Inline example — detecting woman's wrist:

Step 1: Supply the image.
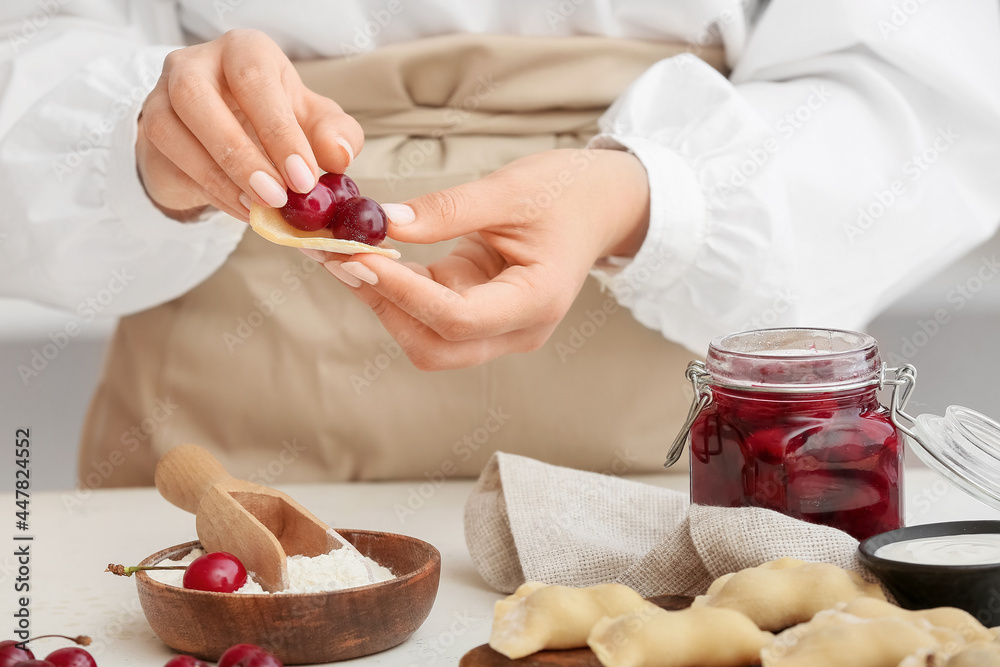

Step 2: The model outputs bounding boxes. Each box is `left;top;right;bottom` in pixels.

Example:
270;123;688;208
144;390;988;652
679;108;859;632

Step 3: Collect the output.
597;150;651;259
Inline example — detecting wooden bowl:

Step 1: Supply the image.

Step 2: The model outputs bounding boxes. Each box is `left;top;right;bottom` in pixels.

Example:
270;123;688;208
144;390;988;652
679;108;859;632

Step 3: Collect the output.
135;530;441;664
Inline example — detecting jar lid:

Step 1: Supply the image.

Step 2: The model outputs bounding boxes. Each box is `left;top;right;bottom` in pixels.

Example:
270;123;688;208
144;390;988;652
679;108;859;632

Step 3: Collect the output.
909;406;1000;510
706;328;882;390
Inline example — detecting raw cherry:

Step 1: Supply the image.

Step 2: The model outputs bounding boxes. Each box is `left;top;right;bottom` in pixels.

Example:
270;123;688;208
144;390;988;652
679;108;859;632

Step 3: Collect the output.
182;552;247;593
329;196;388;246
218;644;282;667
2;636;90;667
163;656;209;667
12;661;53;667
44;647;96;667
279;181;337;232
218;644;258;667
0;641;33;667
317;173;360;204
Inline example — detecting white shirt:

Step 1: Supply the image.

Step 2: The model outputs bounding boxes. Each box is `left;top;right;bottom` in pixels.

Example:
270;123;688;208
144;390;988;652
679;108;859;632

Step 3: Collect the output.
1;0;998;353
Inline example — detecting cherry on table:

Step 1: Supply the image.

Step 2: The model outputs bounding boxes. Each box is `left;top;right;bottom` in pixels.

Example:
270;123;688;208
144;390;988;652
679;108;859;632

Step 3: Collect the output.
218;644;258;667
279;181;338;232
4;636;90;667
330;196;388;246
218;644;282;667
318;173;360;204
163;655;209;667
182;552;247;593
0;641;33;667
44;647;95;667
11;660;54;667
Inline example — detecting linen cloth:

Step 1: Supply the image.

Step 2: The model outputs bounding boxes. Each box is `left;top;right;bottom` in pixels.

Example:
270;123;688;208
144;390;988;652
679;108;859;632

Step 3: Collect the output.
465;452;869;596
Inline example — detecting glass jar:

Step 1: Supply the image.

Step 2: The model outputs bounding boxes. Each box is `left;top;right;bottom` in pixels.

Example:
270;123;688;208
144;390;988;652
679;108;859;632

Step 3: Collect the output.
669;328;907;541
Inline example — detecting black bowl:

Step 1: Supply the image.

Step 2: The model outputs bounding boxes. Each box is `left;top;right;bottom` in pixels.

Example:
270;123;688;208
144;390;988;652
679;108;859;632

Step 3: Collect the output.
859;520;1000;627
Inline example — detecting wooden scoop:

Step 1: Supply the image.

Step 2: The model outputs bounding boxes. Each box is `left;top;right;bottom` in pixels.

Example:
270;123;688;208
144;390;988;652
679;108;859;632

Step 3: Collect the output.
154;444;366;592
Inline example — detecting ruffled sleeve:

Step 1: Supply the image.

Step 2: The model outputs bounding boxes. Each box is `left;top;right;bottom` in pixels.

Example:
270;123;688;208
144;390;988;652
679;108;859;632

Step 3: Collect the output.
0;8;246;315
591;0;1000;353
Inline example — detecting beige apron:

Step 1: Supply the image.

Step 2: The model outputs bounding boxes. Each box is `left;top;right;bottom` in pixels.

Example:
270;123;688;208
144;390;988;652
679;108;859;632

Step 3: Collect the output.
79;34;726;487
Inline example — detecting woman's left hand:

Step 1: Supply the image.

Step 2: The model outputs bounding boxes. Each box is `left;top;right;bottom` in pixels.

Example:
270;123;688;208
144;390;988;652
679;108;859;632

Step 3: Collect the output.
318;148;651;370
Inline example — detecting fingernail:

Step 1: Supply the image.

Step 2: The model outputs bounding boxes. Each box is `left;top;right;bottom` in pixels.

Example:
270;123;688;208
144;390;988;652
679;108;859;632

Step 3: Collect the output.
381;203;415;226
285;154;316;193
299;248;327;262
334;137;354;166
341;261;378;286
249;170;288;208
238;192;252;211
324;260;361;288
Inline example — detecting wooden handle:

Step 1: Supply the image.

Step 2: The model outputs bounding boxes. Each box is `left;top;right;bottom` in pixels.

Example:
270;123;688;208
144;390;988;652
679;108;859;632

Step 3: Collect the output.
155;444;234;514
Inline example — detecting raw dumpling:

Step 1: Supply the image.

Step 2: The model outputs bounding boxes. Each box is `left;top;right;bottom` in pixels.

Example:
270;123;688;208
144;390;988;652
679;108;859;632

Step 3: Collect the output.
760;610;959;667
588;602;771;667
900;642;1000;667
693;558;885;631
836;597;994;643
489;582;647;659
944;646;1000;667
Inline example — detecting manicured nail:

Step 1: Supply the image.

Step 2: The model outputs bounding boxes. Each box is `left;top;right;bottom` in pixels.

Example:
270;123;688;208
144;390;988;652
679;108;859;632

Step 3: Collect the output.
285;154;315;193
381;203;415;226
334;137;354;166
249;170;287;208
341;261;378;286
324;260;361;288
299;248;327;262
238;192;252;211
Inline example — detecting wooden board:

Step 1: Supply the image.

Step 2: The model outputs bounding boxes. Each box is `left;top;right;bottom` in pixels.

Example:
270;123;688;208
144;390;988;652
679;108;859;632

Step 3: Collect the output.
460;595;697;667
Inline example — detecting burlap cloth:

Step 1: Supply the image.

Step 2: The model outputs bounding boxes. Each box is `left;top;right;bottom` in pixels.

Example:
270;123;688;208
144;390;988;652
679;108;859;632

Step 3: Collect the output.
465;452;874;596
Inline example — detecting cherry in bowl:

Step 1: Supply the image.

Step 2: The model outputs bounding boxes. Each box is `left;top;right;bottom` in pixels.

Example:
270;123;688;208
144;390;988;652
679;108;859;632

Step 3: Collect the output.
182;552;247;593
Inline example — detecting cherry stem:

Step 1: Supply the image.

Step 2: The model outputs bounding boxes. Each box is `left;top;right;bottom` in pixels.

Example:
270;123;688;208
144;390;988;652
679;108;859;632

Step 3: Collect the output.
106;563;187;577
19;635;92;647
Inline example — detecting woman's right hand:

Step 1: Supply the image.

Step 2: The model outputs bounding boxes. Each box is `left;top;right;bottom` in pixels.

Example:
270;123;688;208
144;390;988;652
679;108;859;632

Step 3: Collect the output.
137;29;363;221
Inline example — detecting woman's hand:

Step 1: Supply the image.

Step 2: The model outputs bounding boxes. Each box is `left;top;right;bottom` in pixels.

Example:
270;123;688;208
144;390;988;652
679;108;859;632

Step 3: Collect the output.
323;148;651;370
137;29;363;221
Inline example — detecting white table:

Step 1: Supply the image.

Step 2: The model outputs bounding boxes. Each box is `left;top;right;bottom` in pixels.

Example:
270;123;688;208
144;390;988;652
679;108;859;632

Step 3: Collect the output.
1;469;997;666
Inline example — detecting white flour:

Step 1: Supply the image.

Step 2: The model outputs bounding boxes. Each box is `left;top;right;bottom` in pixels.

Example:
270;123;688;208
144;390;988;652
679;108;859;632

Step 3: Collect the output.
148;548;394;594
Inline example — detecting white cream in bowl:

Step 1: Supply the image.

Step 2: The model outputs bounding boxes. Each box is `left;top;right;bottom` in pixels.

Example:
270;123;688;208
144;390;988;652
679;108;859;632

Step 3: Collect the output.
874;533;1000;566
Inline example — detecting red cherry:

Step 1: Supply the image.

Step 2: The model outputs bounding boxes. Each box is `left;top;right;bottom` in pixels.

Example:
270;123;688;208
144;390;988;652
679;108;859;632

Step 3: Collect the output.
163;656;209;667
317;173;360;204
329;196;388;246
182;552;247;593
0;641;33;667
744;426;790;464
218;644;282;667
279;182;337;232
218;645;258;667
246;653;282;667
44;648;95;667
12;661;54;667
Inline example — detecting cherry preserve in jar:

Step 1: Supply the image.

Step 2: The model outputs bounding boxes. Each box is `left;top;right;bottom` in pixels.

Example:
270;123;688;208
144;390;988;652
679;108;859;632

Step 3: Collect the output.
665;328;914;541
